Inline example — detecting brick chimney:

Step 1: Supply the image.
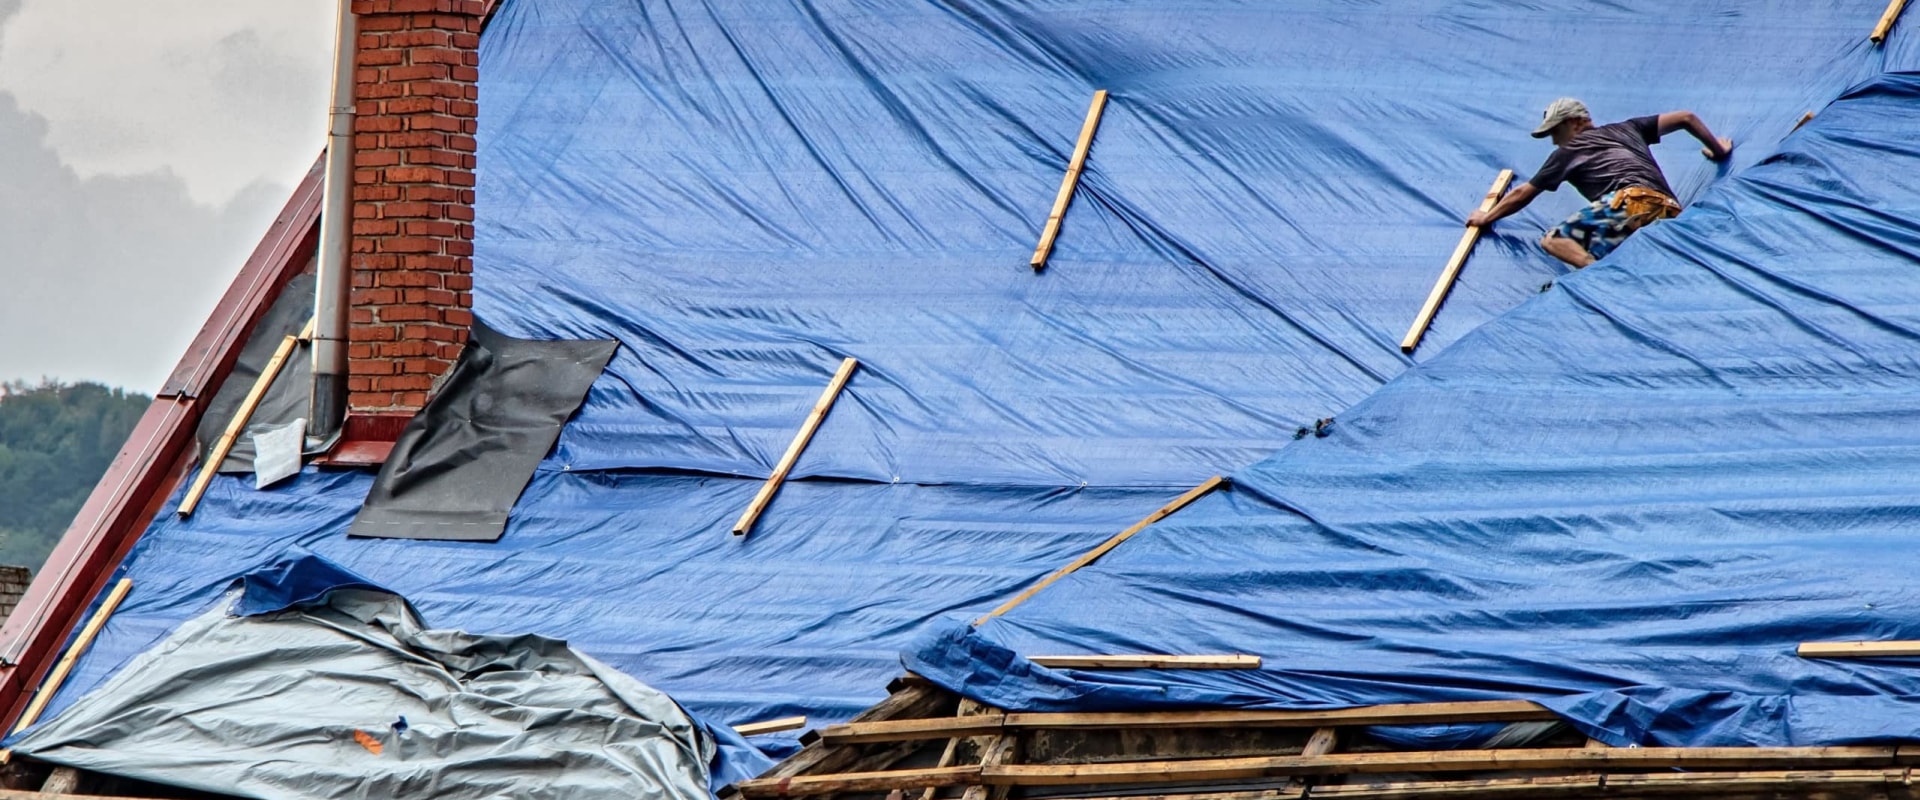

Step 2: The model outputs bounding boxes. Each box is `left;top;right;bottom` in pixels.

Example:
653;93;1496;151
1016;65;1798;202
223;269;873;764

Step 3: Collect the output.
346;0;483;413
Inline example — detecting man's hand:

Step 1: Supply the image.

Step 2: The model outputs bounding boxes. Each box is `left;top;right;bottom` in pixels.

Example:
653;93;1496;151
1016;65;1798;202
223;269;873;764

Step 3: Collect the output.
1466;210;1492;228
1701;136;1734;161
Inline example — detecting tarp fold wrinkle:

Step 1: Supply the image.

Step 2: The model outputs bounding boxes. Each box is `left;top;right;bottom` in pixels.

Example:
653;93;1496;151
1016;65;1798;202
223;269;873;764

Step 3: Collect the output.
12;548;768;800
348;320;617;541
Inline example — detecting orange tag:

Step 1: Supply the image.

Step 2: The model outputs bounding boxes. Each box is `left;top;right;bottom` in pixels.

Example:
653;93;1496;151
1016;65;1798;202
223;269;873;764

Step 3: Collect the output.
353;729;384;756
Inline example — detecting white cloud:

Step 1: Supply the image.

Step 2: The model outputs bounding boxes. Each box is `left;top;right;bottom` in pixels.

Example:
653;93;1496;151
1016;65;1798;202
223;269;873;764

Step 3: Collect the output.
0;0;334;205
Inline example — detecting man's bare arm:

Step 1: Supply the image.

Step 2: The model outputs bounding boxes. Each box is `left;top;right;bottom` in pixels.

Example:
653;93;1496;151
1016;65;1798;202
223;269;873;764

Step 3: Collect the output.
1466;181;1541;227
1656;110;1733;160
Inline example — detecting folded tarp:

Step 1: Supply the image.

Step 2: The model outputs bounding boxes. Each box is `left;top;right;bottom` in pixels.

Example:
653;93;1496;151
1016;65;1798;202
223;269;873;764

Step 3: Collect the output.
908;73;1920;749
11;549;769;799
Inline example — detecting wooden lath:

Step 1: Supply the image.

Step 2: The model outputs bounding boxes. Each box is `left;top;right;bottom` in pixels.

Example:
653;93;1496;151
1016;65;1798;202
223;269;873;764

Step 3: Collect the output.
730;678;1920;800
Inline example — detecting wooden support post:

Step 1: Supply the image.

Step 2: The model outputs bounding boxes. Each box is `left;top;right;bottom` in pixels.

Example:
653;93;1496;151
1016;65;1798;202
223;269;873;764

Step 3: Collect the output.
921;700;997;800
1798;640;1920;658
732;357;860;537
1400;170;1514;354
1030;90;1110;271
735;716;810;736
37;766;80;794
1285;728;1340;794
974;476;1223;625
1872;0;1909;43
960;731;1019;800
178;327;308;517
1028;654;1259;670
10;578;132;735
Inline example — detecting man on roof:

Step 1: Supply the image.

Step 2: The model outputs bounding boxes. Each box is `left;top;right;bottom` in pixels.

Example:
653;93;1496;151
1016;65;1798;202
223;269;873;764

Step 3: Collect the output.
1466;98;1734;269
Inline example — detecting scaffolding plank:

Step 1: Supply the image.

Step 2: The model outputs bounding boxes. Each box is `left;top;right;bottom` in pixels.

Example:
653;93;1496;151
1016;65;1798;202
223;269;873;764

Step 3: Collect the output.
732;357;860;537
1031;90;1111;270
1400;170;1514;354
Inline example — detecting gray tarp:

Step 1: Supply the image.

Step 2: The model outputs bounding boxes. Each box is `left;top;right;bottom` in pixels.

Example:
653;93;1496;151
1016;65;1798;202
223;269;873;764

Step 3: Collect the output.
15;587;718;800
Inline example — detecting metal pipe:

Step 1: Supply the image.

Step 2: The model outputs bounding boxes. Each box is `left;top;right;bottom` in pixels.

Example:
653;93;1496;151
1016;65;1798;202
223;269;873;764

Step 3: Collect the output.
309;0;357;442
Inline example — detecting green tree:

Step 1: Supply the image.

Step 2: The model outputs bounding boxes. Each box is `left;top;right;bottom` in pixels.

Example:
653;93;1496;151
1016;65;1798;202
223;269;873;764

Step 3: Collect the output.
0;381;150;570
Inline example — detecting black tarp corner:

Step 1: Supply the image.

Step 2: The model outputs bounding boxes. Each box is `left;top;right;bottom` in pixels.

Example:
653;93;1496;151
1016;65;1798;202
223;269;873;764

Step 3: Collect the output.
347;320;616;542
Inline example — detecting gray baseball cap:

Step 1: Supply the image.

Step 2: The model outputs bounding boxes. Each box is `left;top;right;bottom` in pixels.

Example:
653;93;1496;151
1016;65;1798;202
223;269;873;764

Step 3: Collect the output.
1531;97;1590;138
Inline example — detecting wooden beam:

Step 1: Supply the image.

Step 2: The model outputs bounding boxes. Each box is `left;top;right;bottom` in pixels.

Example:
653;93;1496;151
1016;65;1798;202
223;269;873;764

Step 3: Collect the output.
978;746;1902;786
745;682;953;794
735;716;810;736
1400;170;1514;354
1030;90;1110;271
1793;111;1816;131
1872;0;1909;43
733;765;980;797
1070;769;1916;800
921;699;994;800
177;329;305;517
732;357;860;537
974;476;1223;625
37;766;80;794
1798;640;1920;658
1028;654;1259;670
960;731;1019;800
10;578;132;735
817;700;1556;745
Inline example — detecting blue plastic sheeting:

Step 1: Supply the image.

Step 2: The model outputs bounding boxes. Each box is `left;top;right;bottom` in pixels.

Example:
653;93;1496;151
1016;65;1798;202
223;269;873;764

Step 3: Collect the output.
36;469;1183;751
910;73;1920;749
477;0;1894;486
26;0;1920;766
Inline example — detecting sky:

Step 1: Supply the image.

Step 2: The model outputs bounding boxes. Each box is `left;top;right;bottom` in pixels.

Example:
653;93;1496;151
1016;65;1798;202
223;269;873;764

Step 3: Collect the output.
0;0;334;393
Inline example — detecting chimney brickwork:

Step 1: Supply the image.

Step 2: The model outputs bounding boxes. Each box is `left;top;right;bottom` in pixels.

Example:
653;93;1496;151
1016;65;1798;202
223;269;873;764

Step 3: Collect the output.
347;0;483;413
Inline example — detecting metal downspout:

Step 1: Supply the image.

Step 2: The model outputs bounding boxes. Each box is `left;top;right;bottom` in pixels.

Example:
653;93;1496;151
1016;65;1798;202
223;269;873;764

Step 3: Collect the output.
309;0;356;443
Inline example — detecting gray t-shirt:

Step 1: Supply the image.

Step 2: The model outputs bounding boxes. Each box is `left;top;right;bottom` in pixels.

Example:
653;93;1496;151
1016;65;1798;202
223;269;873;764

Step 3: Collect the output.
1529;116;1673;201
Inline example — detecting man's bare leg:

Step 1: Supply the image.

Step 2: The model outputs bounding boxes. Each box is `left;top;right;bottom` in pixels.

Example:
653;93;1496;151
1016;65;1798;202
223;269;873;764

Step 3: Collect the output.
1539;233;1597;269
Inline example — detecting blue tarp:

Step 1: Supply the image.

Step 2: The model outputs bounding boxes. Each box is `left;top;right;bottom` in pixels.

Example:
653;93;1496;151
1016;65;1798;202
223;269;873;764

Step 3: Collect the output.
26;0;1920;764
911;72;1920;748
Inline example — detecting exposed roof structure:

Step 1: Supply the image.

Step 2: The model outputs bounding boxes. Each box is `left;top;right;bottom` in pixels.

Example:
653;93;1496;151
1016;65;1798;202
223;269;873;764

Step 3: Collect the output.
4;0;1920;797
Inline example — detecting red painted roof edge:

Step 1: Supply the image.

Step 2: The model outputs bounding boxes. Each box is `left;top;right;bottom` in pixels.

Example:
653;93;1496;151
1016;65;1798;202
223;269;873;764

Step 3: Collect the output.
0;155;325;727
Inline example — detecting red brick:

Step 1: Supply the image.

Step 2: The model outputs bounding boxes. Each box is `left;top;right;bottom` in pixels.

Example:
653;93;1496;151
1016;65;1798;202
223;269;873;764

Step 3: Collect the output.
350;391;397;409
353;219;399;236
352;288;400;305
354;116;403;133
447;205;474;222
361;82;407;100
397;391;431;409
448;100;477;118
451;32;479;49
404;149;461;167
352;254;400;271
354;134;384;149
382;201;440;219
451;66;479;82
464;85;478;100
355;150;400;167
444;274;473;290
349;344;374;360
408;80;466;99
373;374;435;392
407;114;464;132
358;32;385;50
357;15;410;31
459;190;475;204
401;358;444;374
386;131;448;148
401;254;460;270
354;185;402;201
384;166;446;183
354;358;397;376
353;204;378;219
386;96;438;115
458;293;474;308
442;308;474;327
350;0;382;13
378;304;437;322
348;377;373;392
461;119;477;134
351;239;376;254
377;236;441;253
353;324;399;342
357;48;404;67
386;64;450;82
446;170;475;187
379;270;443;288
387;28;451;47
449;135;477;153
404;220;460;237
423;288;457;306
414;13;475;31
350;308;374;324
455;257;473;272
352;272;375;288
404;185;462;202
391;0;453;13
411;47;467;65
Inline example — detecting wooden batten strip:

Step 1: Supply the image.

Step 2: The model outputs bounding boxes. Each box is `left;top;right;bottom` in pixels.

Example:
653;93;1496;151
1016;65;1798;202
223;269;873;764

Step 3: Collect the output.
735;716;810;736
1030;90;1111;271
978;746;1903;786
10;578;133;735
1029;654;1259;670
1872;0;1909;42
974;476;1223;625
732;357;860;537
178;328;307;517
1400;170;1514;354
1798;640;1920;658
817;700;1554;745
733;765;980;797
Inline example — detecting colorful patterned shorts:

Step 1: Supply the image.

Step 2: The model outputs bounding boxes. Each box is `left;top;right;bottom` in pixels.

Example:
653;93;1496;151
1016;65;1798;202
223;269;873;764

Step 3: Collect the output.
1547;188;1678;260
